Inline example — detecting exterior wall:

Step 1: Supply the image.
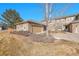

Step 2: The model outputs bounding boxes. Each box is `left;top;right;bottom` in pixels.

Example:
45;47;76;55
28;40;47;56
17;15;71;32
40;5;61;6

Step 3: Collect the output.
28;23;44;33
32;26;43;33
71;23;79;33
68;24;72;32
42;16;75;32
28;24;32;32
16;23;29;31
0;27;2;31
16;22;44;34
65;17;75;25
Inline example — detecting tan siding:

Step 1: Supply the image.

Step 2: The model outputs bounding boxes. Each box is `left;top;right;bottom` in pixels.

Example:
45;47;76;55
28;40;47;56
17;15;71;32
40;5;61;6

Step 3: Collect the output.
70;23;79;33
32;26;43;33
15;21;44;34
16;23;29;31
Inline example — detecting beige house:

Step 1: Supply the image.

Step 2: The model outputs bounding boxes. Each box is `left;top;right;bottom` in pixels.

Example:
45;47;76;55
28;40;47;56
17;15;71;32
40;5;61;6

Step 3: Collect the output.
42;15;75;32
15;21;45;34
42;14;79;33
68;20;79;33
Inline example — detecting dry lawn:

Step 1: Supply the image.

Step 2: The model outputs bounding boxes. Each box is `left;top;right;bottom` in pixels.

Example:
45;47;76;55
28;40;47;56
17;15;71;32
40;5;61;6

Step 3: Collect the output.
0;32;79;56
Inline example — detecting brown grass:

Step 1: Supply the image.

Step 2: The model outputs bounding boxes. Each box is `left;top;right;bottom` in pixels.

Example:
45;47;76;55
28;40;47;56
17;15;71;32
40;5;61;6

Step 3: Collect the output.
0;32;79;56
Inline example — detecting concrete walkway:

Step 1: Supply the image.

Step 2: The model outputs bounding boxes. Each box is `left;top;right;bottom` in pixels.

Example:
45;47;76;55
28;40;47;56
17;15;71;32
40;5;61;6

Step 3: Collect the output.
53;33;79;42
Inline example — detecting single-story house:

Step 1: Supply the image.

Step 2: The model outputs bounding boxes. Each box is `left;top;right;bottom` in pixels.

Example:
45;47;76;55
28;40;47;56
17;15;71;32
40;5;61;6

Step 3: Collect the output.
15;21;45;34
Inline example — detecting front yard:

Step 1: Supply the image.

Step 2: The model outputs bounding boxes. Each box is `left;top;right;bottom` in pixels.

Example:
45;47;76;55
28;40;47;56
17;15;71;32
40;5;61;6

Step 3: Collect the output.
0;32;79;55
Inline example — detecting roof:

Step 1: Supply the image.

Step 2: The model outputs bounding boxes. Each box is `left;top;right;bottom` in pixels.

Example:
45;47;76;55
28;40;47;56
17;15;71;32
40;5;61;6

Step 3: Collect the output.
53;14;77;20
16;20;45;26
70;20;79;24
42;13;79;22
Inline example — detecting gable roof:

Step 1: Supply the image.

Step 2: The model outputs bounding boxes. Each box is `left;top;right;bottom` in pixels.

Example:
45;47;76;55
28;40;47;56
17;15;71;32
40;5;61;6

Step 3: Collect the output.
70;20;79;24
42;13;79;22
53;14;78;20
16;20;45;26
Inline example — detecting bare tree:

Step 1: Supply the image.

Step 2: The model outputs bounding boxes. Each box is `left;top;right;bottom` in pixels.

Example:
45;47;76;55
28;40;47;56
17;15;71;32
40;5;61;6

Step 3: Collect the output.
45;3;52;36
45;3;49;36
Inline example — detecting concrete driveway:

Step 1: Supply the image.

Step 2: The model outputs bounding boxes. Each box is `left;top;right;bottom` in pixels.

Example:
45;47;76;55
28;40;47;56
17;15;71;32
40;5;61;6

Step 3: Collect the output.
53;32;79;42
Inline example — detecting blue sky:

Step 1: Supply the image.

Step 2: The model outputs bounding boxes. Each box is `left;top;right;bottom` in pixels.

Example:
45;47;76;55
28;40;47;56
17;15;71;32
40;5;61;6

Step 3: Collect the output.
0;3;79;22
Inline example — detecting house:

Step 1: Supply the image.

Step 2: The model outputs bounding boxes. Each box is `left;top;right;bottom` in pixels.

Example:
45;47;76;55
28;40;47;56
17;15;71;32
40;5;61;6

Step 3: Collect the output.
42;14;79;33
68;20;79;33
15;21;45;34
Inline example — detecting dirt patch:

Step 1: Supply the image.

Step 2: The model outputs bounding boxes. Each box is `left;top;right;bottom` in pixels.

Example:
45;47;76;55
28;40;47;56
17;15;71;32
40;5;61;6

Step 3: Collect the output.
11;31;56;43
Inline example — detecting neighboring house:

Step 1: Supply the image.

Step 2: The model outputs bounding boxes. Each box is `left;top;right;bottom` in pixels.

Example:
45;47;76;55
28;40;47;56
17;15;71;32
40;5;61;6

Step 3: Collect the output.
15;21;45;34
69;20;79;33
42;14;79;33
